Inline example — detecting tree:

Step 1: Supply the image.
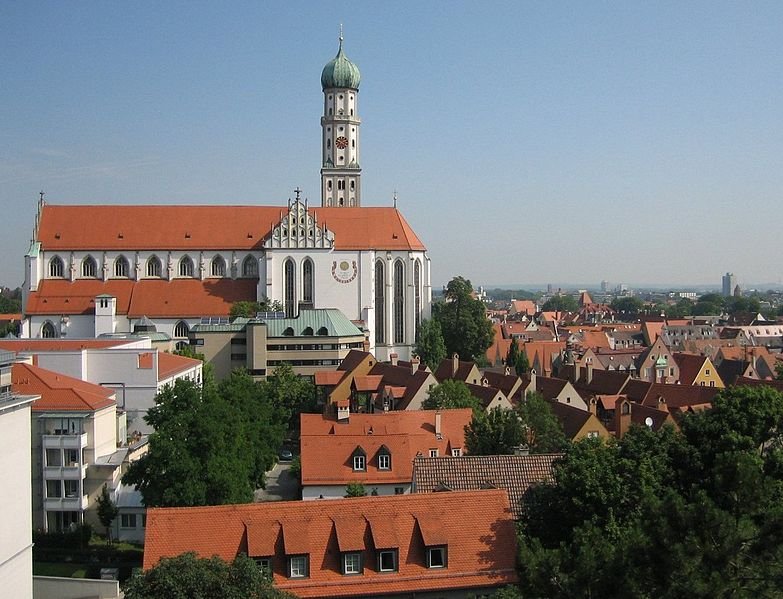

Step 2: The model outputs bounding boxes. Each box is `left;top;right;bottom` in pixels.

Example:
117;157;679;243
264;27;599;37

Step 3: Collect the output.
610;296;644;316
123;552;294;599
230;298;284;319
515;350;530;376
344;482;367;497
465;407;524;455
96;485;119;543
123;376;286;507
432;277;494;362
266;363;318;433
516;392;568;454
421;379;481;414
515;385;783;598
541;294;578;312
415;318;447;371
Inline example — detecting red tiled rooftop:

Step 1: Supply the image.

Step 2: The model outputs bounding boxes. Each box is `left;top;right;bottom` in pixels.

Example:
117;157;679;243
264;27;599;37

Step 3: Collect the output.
143;490;517;597
0;338;133;352
157;352;201;381
12;362;115;412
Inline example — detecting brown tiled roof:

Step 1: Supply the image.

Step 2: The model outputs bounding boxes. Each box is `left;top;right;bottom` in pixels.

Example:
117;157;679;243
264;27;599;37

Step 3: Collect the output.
314;370;345;386
434;358;477;383
411;454;559;519
633;382;720;411
337;350;374;372
299;409;472;486
367;362;433;410
481;370;520;398
12;362;115;412
673;352;707;385
717;359;751;386
143;490;518;597
547;399;595;439
464;382;503;408
734;376;783;393
531;375;569;401
38;204;426;252
353;375;384;392
573;368;631;396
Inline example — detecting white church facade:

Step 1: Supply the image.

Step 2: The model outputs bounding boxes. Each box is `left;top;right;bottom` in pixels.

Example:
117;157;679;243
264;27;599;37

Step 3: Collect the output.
21;37;431;363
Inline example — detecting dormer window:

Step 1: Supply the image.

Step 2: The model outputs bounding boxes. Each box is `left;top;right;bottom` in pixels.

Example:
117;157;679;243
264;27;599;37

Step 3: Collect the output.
378;453;390;470
353;455;366;471
288;555;309;578
427;546;448;568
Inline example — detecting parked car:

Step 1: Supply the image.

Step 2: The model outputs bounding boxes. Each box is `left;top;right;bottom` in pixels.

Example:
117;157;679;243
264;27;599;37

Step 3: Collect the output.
279;449;294;462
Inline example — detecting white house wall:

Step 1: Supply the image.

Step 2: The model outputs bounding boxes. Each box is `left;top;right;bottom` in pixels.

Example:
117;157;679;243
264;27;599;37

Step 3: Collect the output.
302;483;410;500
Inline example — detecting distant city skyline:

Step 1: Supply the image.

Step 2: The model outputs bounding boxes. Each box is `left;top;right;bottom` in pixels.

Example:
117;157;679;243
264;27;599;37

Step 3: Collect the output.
2;2;782;288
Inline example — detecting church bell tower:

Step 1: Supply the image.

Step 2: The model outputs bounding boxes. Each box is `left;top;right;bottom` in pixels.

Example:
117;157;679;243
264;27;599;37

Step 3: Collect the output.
320;30;362;207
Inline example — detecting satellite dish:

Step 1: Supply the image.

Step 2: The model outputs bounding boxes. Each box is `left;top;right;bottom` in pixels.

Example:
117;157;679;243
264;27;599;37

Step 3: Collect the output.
644;417;654;428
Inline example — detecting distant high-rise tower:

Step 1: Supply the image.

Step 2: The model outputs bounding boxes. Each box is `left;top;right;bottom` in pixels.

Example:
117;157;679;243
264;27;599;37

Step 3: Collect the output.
601;280;609;293
722;272;736;297
320;30;362;207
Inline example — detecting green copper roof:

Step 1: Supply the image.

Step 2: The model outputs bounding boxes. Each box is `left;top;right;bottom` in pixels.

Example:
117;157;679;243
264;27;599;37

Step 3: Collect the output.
264;309;363;338
321;38;361;90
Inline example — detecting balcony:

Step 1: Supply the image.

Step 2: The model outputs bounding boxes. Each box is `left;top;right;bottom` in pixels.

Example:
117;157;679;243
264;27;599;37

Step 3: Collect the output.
44;494;88;511
43;463;88;480
43;433;87;450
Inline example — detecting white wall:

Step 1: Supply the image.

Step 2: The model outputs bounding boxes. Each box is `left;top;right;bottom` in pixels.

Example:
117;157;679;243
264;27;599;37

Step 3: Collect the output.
302;482;410;500
0;397;34;599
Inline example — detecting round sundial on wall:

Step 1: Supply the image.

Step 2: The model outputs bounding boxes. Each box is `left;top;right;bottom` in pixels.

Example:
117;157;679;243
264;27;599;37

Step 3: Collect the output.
335;136;348;149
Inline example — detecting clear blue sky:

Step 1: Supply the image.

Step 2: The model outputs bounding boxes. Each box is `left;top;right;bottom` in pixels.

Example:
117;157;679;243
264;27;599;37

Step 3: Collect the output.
2;1;782;290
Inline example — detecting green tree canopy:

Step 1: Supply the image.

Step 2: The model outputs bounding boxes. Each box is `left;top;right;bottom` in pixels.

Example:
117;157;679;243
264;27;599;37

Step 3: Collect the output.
344;482;367;497
516;392;568;454
516;385;783;598
432;277;494;363
506;338;520;368
123;371;289;507
515;350;530;376
230;298;283;320
421;379;481;415
465;407;524;455
415;318;447;371
123;552;294;599
265;363;318;433
541;294;578;312
610;296;644;315
96;485;118;542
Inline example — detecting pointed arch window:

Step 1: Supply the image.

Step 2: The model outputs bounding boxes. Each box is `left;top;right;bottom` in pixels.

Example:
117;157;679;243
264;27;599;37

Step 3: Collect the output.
414;259;422;339
284;259;296;318
114;256;129;278
393;260;405;344
49;256;64;278
317;326;329;336
173;321;190;338
81;256;97;278
302;327;314;336
41;321;57;338
375;261;385;344
146;256;162;278
242;255;258;278
302;259;314;305
211;256;226;277
179;256;194;278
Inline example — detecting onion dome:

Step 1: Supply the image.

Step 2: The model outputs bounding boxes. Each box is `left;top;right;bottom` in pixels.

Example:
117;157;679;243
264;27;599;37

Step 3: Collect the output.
321;37;361;90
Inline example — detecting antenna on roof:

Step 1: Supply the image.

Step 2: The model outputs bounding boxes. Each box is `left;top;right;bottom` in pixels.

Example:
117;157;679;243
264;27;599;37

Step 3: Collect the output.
392;189;398;209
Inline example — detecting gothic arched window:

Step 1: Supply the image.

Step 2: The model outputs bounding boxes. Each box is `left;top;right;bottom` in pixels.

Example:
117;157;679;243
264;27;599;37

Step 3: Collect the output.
114;256;129;278
146;256;162;278
49;256;64;278
179;256;194;278
173;321;189;338
242;255;258;277
211;256;226;277
284;259;295;318
81;256;97;278
41;321;57;338
414;259;422;339
394;260;405;344
375;260;385;344
302;259;314;305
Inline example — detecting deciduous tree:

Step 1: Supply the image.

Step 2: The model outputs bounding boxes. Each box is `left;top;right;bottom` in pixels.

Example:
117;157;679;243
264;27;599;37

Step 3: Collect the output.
516;392;568;454
465;407;524;455
432;277;494;363
421;379;481;415
415;318;447;371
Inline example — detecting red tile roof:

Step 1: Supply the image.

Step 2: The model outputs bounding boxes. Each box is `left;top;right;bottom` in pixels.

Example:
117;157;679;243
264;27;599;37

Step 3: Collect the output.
673;352;707;385
314;370;345;386
143;490;518;597
38;205;426;252
25;278;257;317
299;410;472;486
0;338;132;352
12;362;115;412
157;352;201;381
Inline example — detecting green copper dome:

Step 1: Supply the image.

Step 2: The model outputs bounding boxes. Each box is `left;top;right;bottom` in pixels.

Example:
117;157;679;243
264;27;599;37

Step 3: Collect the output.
321;38;361;90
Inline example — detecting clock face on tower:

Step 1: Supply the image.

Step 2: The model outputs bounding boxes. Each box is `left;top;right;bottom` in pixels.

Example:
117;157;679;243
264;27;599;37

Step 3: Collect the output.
335;136;348;149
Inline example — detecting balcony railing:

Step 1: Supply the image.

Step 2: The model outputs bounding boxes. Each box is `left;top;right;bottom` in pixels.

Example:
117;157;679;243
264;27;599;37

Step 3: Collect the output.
43;463;88;480
43;433;87;450
44;494;88;511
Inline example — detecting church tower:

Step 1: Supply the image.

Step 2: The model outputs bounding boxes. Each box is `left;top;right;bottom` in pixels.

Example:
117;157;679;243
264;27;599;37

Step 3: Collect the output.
320;31;361;207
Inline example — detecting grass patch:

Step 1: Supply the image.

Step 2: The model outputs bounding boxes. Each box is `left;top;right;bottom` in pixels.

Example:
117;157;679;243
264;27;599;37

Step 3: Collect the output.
33;562;88;578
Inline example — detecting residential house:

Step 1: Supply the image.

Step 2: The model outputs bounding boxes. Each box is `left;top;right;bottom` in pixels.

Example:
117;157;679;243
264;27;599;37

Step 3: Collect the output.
299;408;472;499
464;380;512;411
673;353;724;388
143;490;518;598
551;399;611;441
434;354;482;385
623;379;721;417
411;454;559;519
517;372;587;410
636;337;678;383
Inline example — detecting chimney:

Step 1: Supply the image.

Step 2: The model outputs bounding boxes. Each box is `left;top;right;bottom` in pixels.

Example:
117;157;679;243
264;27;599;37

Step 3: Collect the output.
336;400;350;423
588;397;597;416
529;370;537;394
390;353;398;367
504;365;511;376
573;363;581;384
586;363;593;385
452;353;459;376
411;356;420;375
435;411;442;437
615;400;631;439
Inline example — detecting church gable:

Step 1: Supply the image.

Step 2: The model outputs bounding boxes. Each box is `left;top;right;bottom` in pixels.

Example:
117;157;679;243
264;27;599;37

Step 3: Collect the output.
264;197;334;250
